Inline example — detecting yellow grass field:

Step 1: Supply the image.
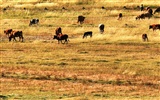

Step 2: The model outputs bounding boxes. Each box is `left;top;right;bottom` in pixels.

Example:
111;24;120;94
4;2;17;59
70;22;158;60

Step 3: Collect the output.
0;0;160;100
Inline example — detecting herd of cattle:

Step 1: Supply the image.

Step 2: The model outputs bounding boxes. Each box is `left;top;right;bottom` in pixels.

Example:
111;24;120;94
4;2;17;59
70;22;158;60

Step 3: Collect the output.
3;23;105;43
3;6;160;43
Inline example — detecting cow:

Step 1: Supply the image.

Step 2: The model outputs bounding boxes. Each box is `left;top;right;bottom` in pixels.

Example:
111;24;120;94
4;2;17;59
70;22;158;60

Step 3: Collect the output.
142;34;148;42
55;27;62;36
147;8;153;15
101;6;105;9
140;4;144;11
29;18;39;26
4;29;12;37
53;34;69;44
143;13;152;19
9;31;24;42
154;7;160;14
149;24;160;31
136;14;145;20
77;15;85;24
117;13;122;20
83;31;92;39
136;13;152;20
98;24;105;34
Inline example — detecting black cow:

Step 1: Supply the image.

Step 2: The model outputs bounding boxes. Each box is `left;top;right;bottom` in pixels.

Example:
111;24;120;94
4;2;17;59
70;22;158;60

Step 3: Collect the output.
142;34;148;42
154;7;160;14
77;15;85;24
29;19;39;26
9;31;24;42
140;4;144;11
53;34;69;44
98;24;105;34
117;13;122;20
83;31;92;39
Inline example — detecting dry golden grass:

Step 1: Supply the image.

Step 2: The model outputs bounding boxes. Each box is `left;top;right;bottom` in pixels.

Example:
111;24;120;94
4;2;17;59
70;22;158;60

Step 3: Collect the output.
0;0;160;100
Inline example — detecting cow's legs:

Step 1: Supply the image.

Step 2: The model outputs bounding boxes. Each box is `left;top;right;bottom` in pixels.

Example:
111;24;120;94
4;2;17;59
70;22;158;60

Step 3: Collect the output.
13;37;17;41
19;36;23;42
21;36;24;42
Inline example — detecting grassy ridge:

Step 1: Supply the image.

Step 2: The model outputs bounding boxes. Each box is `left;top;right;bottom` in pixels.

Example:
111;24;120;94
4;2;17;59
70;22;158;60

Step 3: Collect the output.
0;1;160;100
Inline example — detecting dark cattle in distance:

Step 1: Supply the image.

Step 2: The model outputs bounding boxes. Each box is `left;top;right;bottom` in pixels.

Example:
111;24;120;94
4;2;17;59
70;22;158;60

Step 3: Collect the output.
3;6;9;11
99;24;105;34
62;7;66;10
77;15;85;24
83;31;92;39
147;8;153;15
101;6;105;9
117;13;122;20
3;8;7;11
53;34;69;44
123;6;128;9
136;14;145;20
9;31;24;42
143;13;152;19
44;7;48;10
149;24;160;31
29;18;39;26
140;4;144;11
142;34;148;42
136;13;152;20
4;29;12;36
154;7;160;14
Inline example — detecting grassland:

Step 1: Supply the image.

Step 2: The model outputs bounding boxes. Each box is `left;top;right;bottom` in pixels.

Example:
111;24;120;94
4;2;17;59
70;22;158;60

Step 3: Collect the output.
0;0;160;100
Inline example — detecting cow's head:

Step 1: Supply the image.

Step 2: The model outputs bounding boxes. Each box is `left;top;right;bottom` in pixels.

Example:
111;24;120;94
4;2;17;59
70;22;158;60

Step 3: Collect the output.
4;29;12;36
135;16;139;20
149;25;153;29
53;35;58;39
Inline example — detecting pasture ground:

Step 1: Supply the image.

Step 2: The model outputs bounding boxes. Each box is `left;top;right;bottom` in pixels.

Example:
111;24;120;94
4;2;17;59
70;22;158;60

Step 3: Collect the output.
0;0;160;99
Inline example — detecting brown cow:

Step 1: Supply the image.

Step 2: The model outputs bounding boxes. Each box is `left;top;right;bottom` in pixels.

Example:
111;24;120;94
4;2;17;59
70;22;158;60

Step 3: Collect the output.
55;27;62;35
143;13;152;19
142;34;148;42
9;31;24;42
136;14;145;20
147;8;153;15
77;15;85;24
4;29;12;37
136;13;152;20
55;27;63;39
53;34;69;44
149;24;160;31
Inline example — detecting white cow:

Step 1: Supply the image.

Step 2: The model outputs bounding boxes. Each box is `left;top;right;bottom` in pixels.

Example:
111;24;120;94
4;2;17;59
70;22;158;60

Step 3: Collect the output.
29;18;39;26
